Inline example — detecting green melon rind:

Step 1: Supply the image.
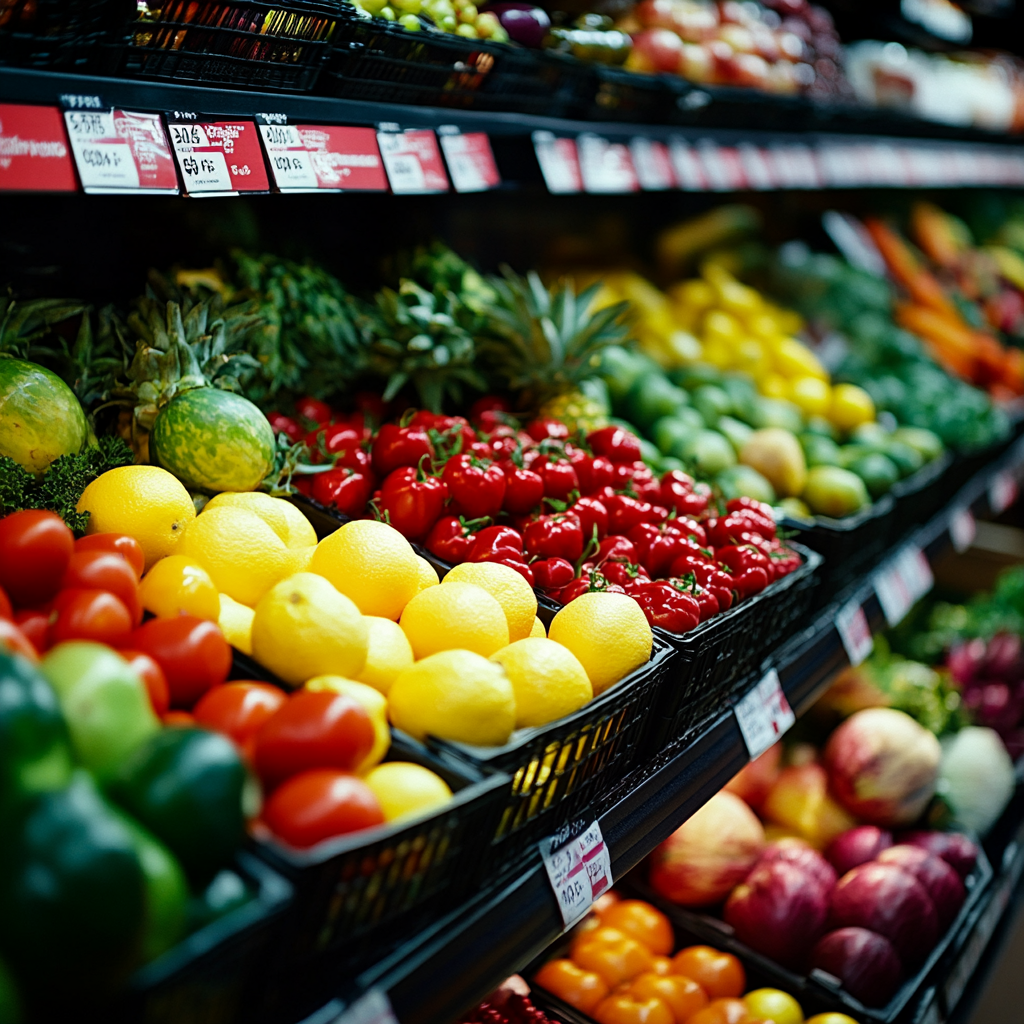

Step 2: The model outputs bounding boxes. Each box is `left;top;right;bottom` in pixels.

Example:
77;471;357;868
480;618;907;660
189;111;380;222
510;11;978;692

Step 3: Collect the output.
151;389;275;494
0;357;88;475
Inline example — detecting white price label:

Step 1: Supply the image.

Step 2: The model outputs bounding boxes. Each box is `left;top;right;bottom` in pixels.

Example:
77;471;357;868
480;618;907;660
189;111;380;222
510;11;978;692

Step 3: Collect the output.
577;134;638;194
377;130;448;194
989;470;1018;514
169;123;233;193
950;507;977;553
668;138;706;190
835;598;873;667
629;137;675;191
734;668;794;760
533;131;581;194
65;110;139;190
259;123;318;190
333;990;398;1024
874;545;933;627
540;821;612;929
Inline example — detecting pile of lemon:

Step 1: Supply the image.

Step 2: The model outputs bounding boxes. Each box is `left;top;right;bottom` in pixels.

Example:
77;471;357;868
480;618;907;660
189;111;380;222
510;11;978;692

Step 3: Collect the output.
78;467;654;753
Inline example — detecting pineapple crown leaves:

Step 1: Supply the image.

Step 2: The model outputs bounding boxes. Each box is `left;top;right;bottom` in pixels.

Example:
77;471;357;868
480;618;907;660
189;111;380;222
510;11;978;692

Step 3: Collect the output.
0;294;90;359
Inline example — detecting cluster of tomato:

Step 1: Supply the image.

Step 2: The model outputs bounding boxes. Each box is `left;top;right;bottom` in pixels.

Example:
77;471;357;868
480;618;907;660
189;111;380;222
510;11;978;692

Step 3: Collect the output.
270;396;803;636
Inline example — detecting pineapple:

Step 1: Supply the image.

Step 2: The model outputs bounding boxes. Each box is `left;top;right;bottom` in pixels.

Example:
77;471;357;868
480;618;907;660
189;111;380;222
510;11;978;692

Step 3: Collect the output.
479;269;631;432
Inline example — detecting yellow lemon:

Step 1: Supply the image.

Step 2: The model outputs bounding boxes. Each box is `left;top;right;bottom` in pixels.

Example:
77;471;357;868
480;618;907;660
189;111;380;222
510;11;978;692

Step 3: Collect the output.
415;556;440;592
829;383;876;432
669;278;716;314
443;561;537;642
357;616;414;695
702;308;744;346
490;637;593;729
734;337;770;378
548;592;652;696
204;491;317;550
179;506;313;608
77;466;195;571
388;649;515;746
218;593;254;654
746;312;784;341
250;572;368;687
399;582;509;660
139;555;220;621
773;337;827;381
759;373;791;399
789;376;831;418
715;278;763;317
311;520;420;620
305;675;389;773
530;616;546;638
364;762;453;822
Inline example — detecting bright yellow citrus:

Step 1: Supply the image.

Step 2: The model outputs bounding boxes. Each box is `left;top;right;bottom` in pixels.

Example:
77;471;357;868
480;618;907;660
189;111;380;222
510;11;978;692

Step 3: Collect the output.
218;593;254;654
548;592;653;696
490;637;593;728
399;581;509;660
77;466;195;571
829;383;876;432
357;616;414;695
789;376;831;418
388;649;516;746
530;616;546;638
305;675;389;773
773;337;827;381
310;520;420;620
735;338;770;378
804;1016;860;1024
204;491;317;550
443;561;537;642
139;555;220;621
415;556;440;592
702;309;744;345
250;572;368;687
743;989;804;1024
715;278;763;317
364;762;453;822
179;506;313;608
759;373;791;399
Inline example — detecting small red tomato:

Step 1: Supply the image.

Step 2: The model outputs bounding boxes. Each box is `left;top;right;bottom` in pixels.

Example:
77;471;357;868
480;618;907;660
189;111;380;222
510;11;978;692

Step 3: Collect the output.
50;589;133;647
311;467;373;518
263;769;385;849
130;616;232;709
253;690;376;788
0;619;40;662
61;550;142;625
119;649;171;718
295;395;333;424
267;411;305;443
194;681;288;753
75;533;146;580
13;609;49;655
0;509;74;607
0;585;11;621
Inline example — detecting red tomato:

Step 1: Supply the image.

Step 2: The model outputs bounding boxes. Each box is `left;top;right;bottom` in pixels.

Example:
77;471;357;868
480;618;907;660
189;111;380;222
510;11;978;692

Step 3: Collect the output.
194;681;288;754
0;510;74;607
263;769;384;848
0;585;11;621
75;533;145;580
49;589;133;647
0;619;40;662
13;609;49;655
130;616;232;709
61;551;142;625
119;649;171;717
253;690;375;787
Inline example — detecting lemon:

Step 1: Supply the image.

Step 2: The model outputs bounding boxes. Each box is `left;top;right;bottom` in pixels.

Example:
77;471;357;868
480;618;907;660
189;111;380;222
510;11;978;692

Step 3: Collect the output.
251;573;368;687
415;556;440;592
305;675;389;773
364;762;453;822
829;383;876;432
774;336;827;381
789;376;831;418
139;555;220;621
759;373;791;400
357;616;414;695
78;466;195;571
179;506;313;608
548;592;652;695
443;561;537;642
204;491;317;550
400;582;509;659
490;638;593;729
530;616;546;638
311;520;420;620
218;593;254;654
388;649;515;746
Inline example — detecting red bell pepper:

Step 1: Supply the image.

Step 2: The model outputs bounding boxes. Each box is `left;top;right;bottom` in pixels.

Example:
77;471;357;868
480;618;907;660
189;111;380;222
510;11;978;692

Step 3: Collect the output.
605;494;662;536
371;423;434;478
594;535;638;566
767;541;802;578
524;512;584;562
587;425;642;464
725;497;776;538
425;515;490;564
497;559;536;587
500;448;545;515
311;467;372;517
268;412;304;443
670;576;719;621
553;569;626;605
295;395;333;425
670;554;734;611
574;453;615;495
532;557;576;591
630;581;700;633
571;496;609;542
442;454;507;519
526;418;570;442
660;470;711;516
378;462;448;541
539;457;580;502
602;560;651;589
467;525;524;563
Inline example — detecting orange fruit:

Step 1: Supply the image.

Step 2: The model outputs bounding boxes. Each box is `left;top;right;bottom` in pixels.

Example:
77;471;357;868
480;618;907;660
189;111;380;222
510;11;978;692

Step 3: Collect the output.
601;900;674;956
630;972;709;1021
685;997;753;1024
671;947;745;1000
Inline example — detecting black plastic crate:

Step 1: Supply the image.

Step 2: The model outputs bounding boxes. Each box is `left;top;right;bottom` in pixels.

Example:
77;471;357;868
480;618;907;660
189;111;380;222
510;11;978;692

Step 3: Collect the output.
585;65;674;123
0;0;116;69
622;848;993;1024
111;0;341;92
889;453;954;546
479;47;595;118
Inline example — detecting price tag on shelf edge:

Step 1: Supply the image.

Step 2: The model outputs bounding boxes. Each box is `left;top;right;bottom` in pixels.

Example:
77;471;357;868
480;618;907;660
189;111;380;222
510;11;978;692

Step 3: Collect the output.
950;507;977;553
533;131;582;194
258;122;319;191
437;129;500;193
333;989;398;1024
168;120;269;196
629;137;675;191
377;129;449;194
0;104;77;193
835;597;873;667
989;470;1018;515
734;668;795;760
540;820;613;929
577;134;638;194
874;544;934;627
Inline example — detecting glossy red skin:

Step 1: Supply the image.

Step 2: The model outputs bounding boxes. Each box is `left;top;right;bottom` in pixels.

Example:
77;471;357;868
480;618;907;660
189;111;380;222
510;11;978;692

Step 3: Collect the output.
678;582;719;621
130;616;231;709
378;466;447;541
0;619;39;662
194;681;288;753
630;581;700;633
877;845;965;930
0;586;10;621
825;826;894;877
730;566;770;599
496;559;536;587
0;510;75;608
117;649;171;718
469;395;511;422
532;557;575;590
524;513;584;562
902;831;978;880
61;550;142;625
572;496;609;543
49;589;133;647
263;769;385;849
442;454;506;519
295;396;333;425
253;691;375;788
575;454;615;495
555;571;626;604
75;533;146;581
526;418;569;442
588;426;642;464
425;516;479;563
716;544;770;575
501;464;545;515
605;495;661;536
468;525;524;562
809;928;903;1008
305;423;361;463
13;609;49;654
311;467;372;516
602;561;651;589
595;536;638;566
671;556;734;611
539;458;580;502
725;498;776;538
268;411;305;443
371;424;433;478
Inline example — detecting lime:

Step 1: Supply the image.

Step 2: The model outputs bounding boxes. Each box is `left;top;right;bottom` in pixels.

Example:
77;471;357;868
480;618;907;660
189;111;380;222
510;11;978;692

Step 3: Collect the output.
600;346;651;405
892;426;944;462
669;363;723;389
849;452;899;499
800;433;841;468
717;465;776;504
804;415;839;440
717;415;753;454
750;397;804;433
885;440;924;478
626;373;688;430
681;430;737;476
692;384;733;427
803;465;870;518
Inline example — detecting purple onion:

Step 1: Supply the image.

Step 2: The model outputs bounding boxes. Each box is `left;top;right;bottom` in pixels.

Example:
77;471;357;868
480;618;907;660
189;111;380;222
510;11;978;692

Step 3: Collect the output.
480;3;549;46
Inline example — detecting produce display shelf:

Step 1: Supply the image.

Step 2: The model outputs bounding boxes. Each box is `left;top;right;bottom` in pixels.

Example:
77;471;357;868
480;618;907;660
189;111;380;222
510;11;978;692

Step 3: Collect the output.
3;66;1024;195
290;432;1024;1024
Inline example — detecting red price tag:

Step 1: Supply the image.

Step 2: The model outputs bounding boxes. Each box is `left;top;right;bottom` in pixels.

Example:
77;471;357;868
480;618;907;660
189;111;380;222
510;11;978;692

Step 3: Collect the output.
735;668;794;759
533;131;582;194
297;125;388;191
377;129;448;194
438;130;500;193
0;105;76;192
669;138;707;191
835;598;873;667
737;143;775;190
989;471;1018;514
169;120;268;195
950;507;977;553
65;109;178;193
699;143;746;191
577;134;639;194
541;821;613;929
630;137;675;191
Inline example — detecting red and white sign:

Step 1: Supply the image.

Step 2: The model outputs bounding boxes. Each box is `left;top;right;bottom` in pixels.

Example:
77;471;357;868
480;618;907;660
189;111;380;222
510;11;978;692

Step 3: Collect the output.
533;131;582;194
438;131;500;193
298;125;388;191
259;123;319;190
168;120;268;195
64;109;178;193
0;105;76;192
699;143;746;191
836;598;873;667
737;143;775;190
630;137;675;191
541;820;613;929
735;668;795;759
668;138;706;191
875;544;934;627
377;129;449;194
578;134;639;194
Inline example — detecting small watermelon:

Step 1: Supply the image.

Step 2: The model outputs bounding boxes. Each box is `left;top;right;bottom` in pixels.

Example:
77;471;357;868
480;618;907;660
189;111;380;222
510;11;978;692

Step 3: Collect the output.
0;357;88;475
151;388;275;494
